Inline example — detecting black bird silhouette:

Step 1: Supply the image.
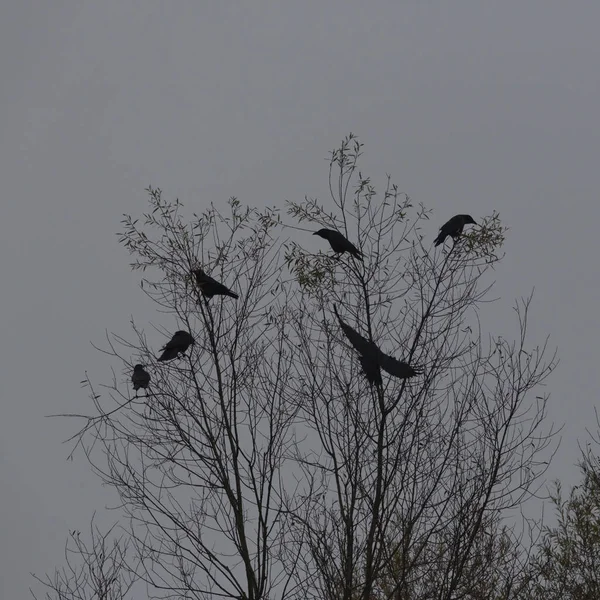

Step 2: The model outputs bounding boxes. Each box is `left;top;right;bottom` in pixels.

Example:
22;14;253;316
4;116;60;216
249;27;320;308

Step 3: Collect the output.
333;305;375;355
333;305;420;381
157;330;195;362
378;352;420;379
131;364;151;395
434;214;477;247
192;269;239;300
359;354;383;387
313;229;363;259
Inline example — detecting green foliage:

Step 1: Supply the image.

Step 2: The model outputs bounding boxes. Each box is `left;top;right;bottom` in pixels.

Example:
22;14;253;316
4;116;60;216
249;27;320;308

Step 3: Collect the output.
529;454;600;599
284;241;337;293
461;211;508;263
118;187;283;276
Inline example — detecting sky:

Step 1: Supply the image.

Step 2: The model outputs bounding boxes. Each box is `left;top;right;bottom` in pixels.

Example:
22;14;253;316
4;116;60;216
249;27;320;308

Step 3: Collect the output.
2;1;600;597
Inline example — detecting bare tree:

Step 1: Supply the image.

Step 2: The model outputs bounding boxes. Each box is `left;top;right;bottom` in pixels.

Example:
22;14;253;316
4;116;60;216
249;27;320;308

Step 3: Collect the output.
41;135;558;600
373;509;539;600
31;517;135;600
278;135;558;600
59;195;304;600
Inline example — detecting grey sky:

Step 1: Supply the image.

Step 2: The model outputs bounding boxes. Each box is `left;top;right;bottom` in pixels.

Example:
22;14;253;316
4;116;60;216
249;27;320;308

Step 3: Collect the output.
2;2;599;597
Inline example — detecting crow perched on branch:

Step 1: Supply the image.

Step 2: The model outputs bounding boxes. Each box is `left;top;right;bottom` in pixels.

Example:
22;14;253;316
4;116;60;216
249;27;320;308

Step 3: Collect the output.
333;305;421;382
192;269;239;300
313;229;363;259
157;330;195;362
434;214;477;247
131;364;151;396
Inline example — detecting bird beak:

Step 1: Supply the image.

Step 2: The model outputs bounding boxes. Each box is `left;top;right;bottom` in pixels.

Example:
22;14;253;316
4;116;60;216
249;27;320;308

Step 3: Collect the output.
312;232;318;235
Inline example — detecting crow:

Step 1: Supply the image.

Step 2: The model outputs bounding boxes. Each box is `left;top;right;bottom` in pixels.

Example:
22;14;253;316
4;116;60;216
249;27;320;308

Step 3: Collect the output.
313;229;363;259
157;330;195;362
131;364;151;395
333;305;420;381
333;306;385;386
434;214;477;247
192;269;239;300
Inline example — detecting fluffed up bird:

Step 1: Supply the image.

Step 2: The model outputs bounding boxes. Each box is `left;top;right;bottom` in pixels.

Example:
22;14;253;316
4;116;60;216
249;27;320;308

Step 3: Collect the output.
192;269;239;300
313;229;363;259
131;364;151;396
434;214;477;247
157;330;195;362
333;305;421;382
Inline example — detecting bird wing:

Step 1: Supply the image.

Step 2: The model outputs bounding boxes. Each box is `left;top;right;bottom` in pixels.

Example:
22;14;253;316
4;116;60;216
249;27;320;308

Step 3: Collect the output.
195;272;216;295
173;332;193;349
158;347;179;362
214;284;239;299
439;221;451;236
435;216;463;245
159;332;192;360
196;272;239;298
332;231;363;257
346;241;363;258
163;338;180;350
444;215;465;235
378;352;420;379
199;272;219;286
333;305;374;356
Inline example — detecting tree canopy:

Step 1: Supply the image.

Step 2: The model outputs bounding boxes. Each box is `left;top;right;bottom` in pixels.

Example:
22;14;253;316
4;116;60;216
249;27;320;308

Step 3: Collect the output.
33;135;564;600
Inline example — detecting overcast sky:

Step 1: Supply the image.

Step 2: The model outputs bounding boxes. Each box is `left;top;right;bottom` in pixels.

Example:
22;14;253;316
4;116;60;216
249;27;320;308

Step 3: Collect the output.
2;2;600;597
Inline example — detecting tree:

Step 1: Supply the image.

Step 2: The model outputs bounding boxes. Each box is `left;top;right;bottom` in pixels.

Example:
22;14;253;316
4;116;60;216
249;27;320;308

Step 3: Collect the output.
31;517;135;600
525;412;600;599
38;135;558;600
374;510;538;600
276;136;557;600
70;192;299;600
